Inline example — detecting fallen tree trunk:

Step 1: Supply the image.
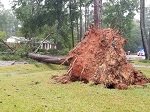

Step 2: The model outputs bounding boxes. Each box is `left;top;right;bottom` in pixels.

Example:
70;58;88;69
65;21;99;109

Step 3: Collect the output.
27;53;68;65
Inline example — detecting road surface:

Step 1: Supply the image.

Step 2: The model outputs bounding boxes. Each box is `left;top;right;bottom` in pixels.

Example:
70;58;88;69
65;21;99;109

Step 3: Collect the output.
126;55;145;60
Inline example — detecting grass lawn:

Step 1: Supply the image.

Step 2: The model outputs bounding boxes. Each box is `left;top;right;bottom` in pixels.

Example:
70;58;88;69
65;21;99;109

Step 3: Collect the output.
129;60;150;66
0;62;150;112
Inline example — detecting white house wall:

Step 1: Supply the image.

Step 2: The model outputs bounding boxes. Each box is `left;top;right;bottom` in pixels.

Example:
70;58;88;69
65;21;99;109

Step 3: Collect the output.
40;43;54;50
7;38;16;43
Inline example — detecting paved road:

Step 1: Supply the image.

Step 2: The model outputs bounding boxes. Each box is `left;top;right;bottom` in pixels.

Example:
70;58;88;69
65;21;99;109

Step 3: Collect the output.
126;55;145;60
0;61;27;66
132;64;150;68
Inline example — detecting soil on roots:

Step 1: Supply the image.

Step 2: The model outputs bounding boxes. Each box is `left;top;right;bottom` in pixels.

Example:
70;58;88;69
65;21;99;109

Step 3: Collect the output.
53;27;150;89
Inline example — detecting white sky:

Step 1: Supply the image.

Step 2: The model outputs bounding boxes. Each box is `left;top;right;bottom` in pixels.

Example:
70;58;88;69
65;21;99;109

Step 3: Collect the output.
134;0;150;20
1;0;12;9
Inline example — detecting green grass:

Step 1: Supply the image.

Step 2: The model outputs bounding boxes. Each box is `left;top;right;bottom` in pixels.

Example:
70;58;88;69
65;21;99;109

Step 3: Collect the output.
0;63;150;112
129;60;150;66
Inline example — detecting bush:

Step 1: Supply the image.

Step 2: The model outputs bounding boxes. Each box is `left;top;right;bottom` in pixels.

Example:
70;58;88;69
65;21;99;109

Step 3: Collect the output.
38;49;47;55
0;54;21;61
0;43;8;52
60;48;69;55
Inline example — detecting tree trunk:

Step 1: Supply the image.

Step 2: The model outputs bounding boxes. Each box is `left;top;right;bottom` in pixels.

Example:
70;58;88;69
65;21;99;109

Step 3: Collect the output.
94;0;100;28
69;0;75;48
27;53;68;65
87;6;90;30
79;0;82;41
140;0;150;59
149;30;150;53
74;0;80;43
77;18;80;43
99;0;102;28
56;0;63;33
85;5;87;31
56;0;63;50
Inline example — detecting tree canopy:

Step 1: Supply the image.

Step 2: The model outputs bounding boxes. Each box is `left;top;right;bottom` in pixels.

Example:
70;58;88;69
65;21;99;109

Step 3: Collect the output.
0;1;20;39
11;0;142;53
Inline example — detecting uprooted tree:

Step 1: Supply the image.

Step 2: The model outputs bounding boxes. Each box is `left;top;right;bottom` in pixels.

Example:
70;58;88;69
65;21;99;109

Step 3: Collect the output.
28;26;150;89
27;0;150;89
51;26;150;89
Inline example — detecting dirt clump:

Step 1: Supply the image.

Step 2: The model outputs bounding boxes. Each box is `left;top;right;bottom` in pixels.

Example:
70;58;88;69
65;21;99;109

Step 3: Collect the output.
53;27;150;89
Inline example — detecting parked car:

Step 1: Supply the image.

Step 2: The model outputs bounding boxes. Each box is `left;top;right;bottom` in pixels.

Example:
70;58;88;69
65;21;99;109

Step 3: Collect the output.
137;49;145;56
126;51;131;55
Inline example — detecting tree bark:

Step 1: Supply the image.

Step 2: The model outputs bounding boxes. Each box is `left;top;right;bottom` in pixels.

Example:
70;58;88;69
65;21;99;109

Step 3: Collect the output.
85;5;87;31
94;0;100;28
56;0;63;50
99;0;102;28
74;0;80;43
149;30;150;53
77;18;80;43
87;6;90;30
69;0;75;48
56;0;63;33
94;0;102;29
140;0;150;59
27;53;68;65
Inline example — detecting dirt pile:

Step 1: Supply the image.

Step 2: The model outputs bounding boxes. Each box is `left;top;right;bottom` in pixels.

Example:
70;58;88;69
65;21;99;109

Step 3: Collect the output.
53;27;150;89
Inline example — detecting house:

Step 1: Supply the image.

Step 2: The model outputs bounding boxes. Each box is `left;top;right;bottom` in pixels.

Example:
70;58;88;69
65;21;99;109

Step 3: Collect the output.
6;36;56;50
6;36;28;47
40;39;56;50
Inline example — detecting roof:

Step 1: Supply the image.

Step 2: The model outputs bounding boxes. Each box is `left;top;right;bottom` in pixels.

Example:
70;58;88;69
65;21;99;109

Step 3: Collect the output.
40;39;55;44
7;36;28;43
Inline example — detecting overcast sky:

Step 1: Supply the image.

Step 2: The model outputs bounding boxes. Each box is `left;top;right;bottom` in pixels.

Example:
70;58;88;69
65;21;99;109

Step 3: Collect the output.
1;0;12;9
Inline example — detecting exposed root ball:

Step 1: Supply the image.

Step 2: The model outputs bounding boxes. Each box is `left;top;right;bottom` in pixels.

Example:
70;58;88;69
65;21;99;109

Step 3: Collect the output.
53;28;150;89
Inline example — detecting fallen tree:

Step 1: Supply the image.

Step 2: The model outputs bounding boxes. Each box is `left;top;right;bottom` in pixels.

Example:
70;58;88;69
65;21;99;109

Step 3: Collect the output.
52;27;150;89
27;27;150;89
27;53;68;65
